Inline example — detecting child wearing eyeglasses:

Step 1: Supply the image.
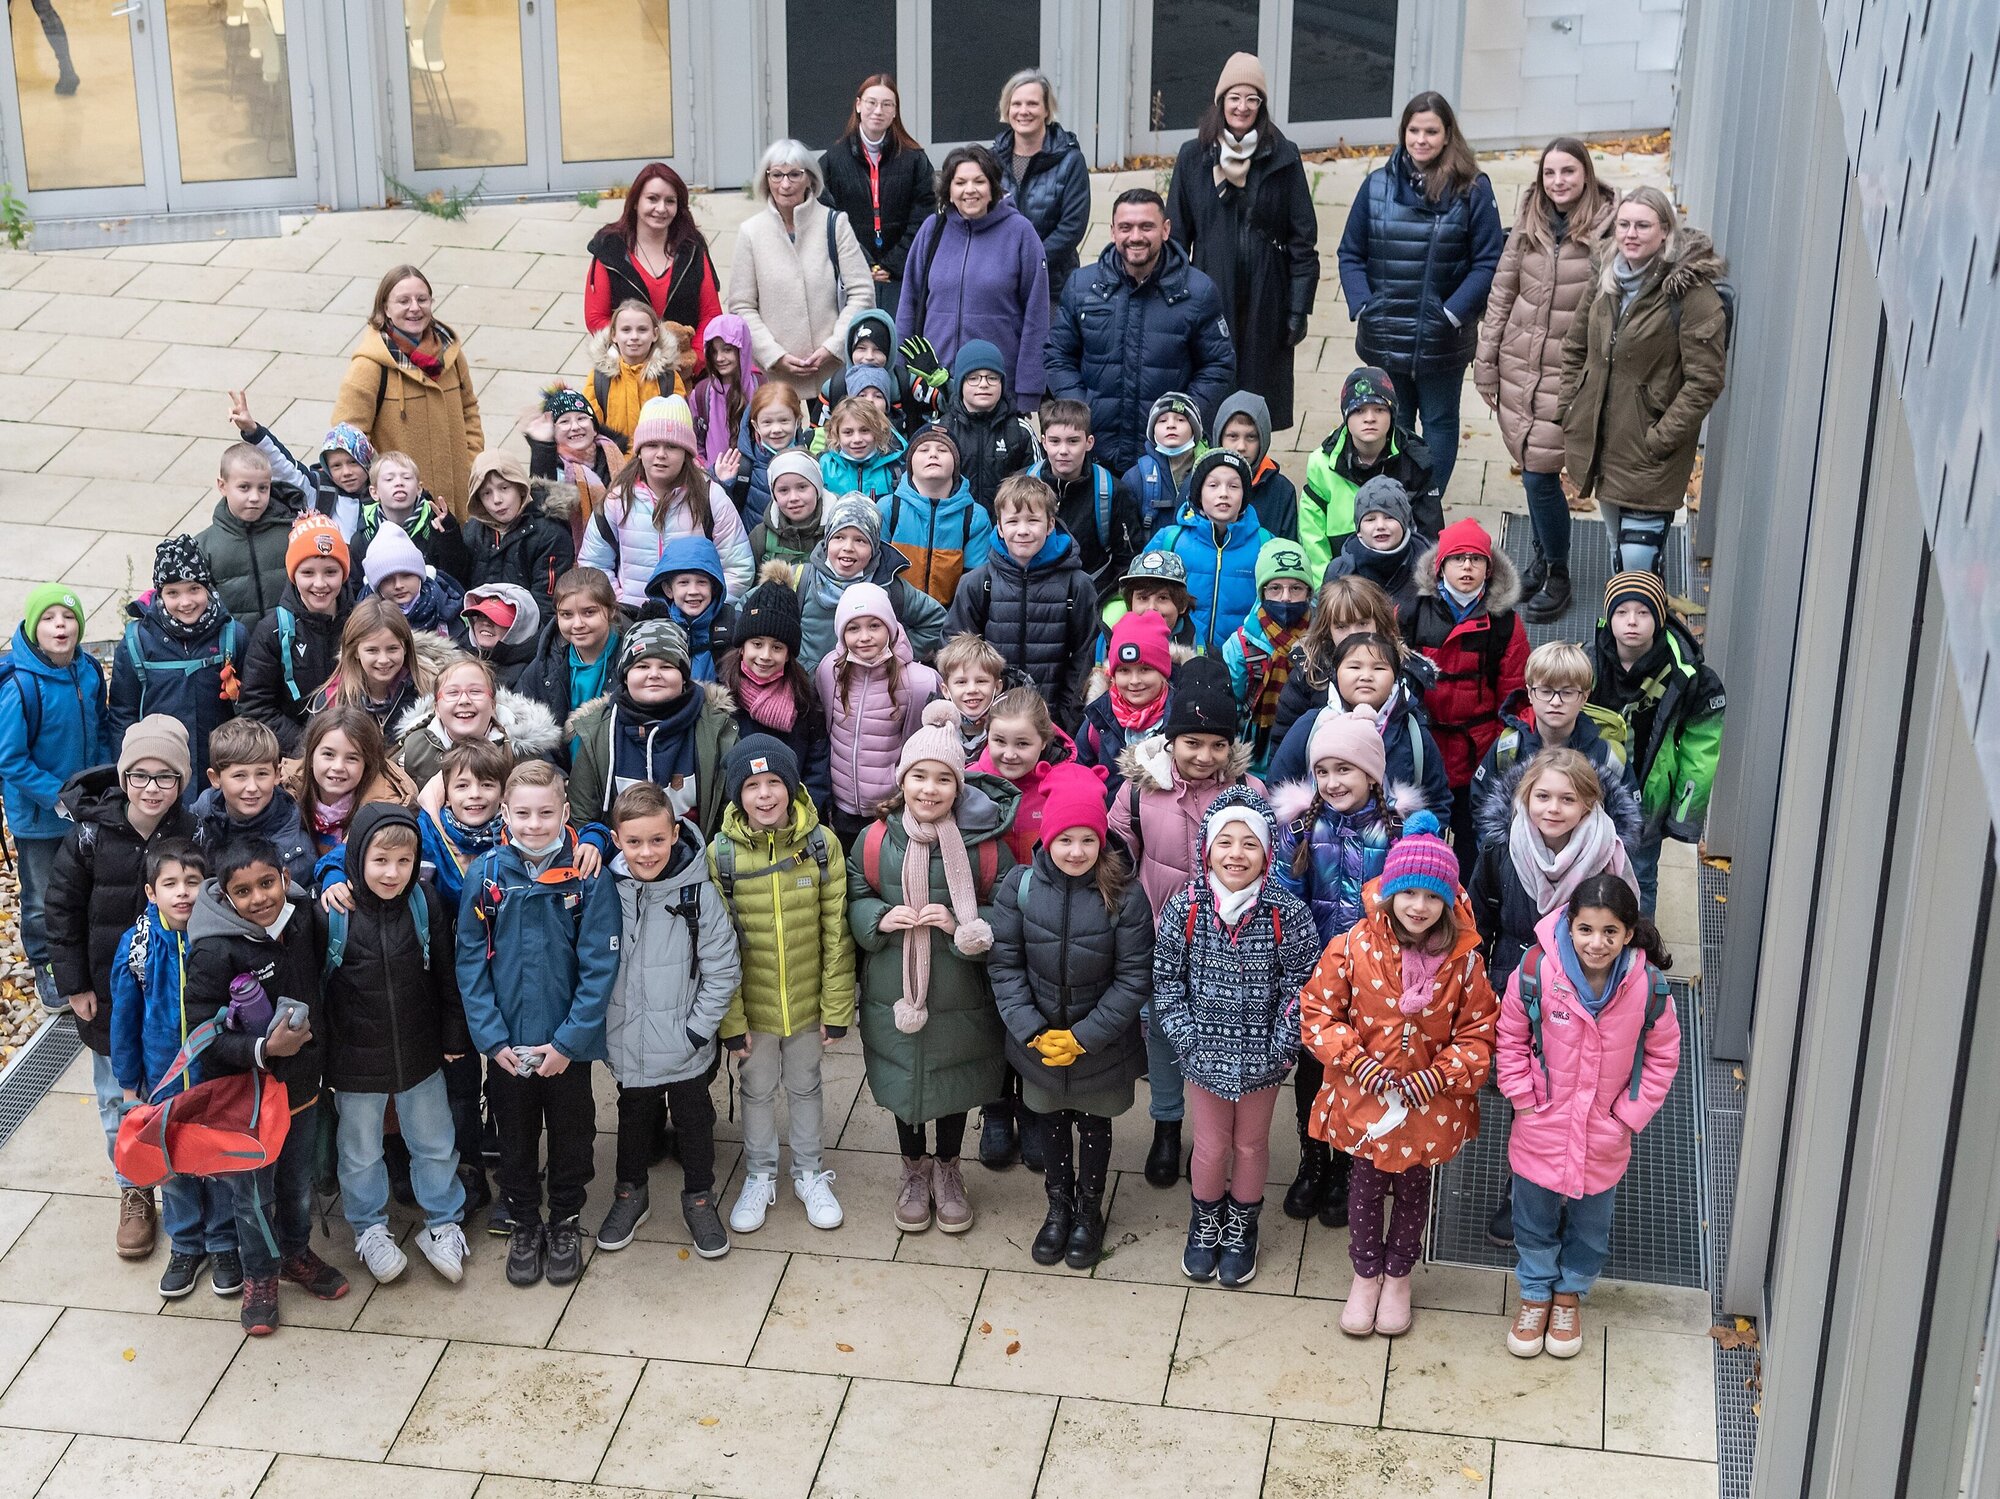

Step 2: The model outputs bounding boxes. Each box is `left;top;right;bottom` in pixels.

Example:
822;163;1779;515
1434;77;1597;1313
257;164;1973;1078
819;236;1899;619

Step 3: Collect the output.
1467;641;1638;844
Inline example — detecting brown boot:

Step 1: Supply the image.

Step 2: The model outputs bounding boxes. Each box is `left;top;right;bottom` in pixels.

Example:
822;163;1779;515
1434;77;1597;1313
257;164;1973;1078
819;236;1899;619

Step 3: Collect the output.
116;1188;157;1260
895;1157;934;1233
932;1157;973;1234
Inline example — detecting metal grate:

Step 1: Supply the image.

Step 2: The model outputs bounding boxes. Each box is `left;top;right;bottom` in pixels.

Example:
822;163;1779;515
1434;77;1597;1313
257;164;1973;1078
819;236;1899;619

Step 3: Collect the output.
28;209;283;252
0;1015;81;1149
1497;513;1692;649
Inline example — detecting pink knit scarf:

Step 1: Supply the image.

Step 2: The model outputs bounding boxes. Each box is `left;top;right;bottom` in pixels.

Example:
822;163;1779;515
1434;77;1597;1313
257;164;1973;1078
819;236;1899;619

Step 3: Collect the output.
895;808;991;1033
1398;941;1450;1015
736;661;798;732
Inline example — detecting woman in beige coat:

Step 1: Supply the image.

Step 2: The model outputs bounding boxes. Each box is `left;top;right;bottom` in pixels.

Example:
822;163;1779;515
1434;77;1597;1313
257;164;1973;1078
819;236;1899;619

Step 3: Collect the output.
1475;140;1615;622
727;139;876;401
331;264;485;521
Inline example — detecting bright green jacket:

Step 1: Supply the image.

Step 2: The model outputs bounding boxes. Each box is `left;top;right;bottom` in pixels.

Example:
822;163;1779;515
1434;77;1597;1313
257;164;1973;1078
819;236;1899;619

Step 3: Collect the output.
709;794;855;1040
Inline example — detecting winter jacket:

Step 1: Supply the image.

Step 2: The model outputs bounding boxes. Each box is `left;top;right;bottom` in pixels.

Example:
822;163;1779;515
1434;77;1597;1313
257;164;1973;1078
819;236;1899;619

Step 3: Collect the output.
456;832;620;1061
1268;679;1452;821
1045;240;1237;474
237;588;353;757
726;198;876;399
1406;544;1529;786
877;475;994;605
191;785;316;890
1469;691;1639;846
970;729;1080;867
939;394;1041;510
394;686;563;790
517;622;624;730
416;803;504;912
815;629;941;818
331;324;484;520
1468;785;1640;984
989;848;1152;1103
641;535;733;682
183;880;322;1092
992;124;1092;300
356;498;473;591
198;495;305;627
689;315;762;467
820;134;936;285
796;540;946;672
898;200;1051;405
1108;735;1263;916
944;533;1098;728
316;804;467;1095
1497;908;1682;1198
1300;881;1497;1167
1032;460;1144;602
816;432;907;502
109;905;197;1098
1169;135;1319;430
576;480;754;605
750;509;825;585
1119;448;1203;536
711;794;854;1040
45;766;195;1051
1145;503;1273;654
1323;532;1421;619
450;583;542;690
1300;426;1440;579
0;630;109;841
1269;780;1410;944
462;500;575;624
604;831;739;1088
1559;229;1730;513
582;321;682;440
1591;613;1727;841
242;425;368;539
1213;392;1299;539
582;225;724;349
1336;151;1505;378
723;423;810;533
1474;185;1618;474
565;682;739;832
1222;603;1306;773
847;775;1019;1123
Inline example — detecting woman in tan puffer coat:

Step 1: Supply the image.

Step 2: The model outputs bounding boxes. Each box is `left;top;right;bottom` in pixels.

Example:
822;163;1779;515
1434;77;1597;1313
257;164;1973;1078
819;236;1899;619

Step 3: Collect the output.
1475;140;1615;623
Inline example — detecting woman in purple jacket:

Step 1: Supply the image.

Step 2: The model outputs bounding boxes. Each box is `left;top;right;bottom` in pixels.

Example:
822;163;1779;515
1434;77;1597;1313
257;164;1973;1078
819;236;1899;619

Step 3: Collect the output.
897;144;1050;414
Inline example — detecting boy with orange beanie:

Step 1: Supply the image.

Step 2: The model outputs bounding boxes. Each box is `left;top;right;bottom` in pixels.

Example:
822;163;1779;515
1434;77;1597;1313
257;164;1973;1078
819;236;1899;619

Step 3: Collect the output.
237;513;355;756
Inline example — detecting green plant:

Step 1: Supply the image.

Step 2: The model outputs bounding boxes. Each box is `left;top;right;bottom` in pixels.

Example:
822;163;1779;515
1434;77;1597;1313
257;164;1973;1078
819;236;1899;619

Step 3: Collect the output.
576;189;601;209
0;183;30;250
382;169;484;220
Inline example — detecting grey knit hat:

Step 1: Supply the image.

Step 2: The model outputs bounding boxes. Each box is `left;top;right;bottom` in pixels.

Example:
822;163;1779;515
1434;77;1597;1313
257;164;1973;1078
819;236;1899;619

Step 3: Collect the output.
1352;475;1415;538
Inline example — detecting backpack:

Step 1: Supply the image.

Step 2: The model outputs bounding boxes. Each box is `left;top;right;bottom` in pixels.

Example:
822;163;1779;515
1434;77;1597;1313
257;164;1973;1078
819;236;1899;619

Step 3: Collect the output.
274;607;305;704
1670;277;1738;352
1517;945;1672;1102
112;1015;290;1187
859;820;1000;899
826;207;849;312
0;656;48;745
323;890;432;977
1031;460;1113;550
713;825;831;900
122;619;240;717
1579;702;1630;756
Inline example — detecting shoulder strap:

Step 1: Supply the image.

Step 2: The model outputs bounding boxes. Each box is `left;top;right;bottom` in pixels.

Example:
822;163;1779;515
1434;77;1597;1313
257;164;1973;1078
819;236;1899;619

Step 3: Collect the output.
592;367;612;415
374;363;388;425
594;504;620;567
414;888;432;968
1015;864;1032;904
975;837;999;896
322;906;348;977
276;607;302;703
1092;466;1113;547
1126;779;1144;861
0;663;39;746
808;825;830;878
122;622;145;712
1628;965;1672;1101
1409;719;1425;785
862;820;887;892
715;837;736;899
1520;946;1550;1083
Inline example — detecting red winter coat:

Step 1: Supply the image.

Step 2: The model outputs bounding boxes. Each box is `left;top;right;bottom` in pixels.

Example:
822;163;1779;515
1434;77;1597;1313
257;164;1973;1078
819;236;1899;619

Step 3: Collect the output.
1405;543;1529;786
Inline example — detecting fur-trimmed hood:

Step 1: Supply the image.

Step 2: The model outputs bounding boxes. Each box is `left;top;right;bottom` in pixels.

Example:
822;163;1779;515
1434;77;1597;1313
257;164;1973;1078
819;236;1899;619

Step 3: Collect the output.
1115;732;1255;796
394;683;564;761
585;321;681;383
1084;639;1198;703
1589;225;1728;301
1268;776;1426;831
562;680;735;742
1472;753;1643;852
1412;540;1523;615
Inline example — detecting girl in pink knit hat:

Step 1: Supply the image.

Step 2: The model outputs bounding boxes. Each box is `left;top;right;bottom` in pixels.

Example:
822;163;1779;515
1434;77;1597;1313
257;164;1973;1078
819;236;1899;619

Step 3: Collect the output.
812;582;941;848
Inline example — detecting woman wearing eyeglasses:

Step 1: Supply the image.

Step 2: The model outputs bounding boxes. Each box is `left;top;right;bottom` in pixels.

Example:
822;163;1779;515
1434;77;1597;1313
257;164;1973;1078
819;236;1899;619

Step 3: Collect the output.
820;76;936;318
728;139;876;401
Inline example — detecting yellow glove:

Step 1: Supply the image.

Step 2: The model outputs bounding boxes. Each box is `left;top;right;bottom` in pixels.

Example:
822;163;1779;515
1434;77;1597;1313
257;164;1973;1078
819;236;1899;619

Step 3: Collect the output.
1031;1029;1084;1067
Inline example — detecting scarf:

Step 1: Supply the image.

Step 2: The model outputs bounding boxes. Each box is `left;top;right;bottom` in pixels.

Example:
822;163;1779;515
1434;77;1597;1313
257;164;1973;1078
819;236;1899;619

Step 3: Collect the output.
1439;581;1484;622
1555;917;1633;1018
156;592;230;645
385;323;442;377
608;683;703;805
368;497;439;544
1398;940;1450;1016
895;808;991;1033
765;507;822;561
1216;127;1257;189
312;789;356;843
1109;685;1167;733
1508;804;1632;916
440;802;503;855
569;642;613;712
735;660;798;733
1208;872;1263;928
1613;254;1653;316
1243;605;1306;735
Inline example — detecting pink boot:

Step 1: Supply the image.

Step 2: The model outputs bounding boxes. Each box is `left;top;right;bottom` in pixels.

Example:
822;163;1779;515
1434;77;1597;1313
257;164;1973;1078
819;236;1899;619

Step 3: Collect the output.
1340;1273;1382;1335
1374;1273;1414;1336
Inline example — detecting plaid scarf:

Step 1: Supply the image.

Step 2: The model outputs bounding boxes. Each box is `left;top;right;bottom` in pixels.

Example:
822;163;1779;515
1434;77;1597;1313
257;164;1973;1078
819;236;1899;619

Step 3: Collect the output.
1243;605;1306;735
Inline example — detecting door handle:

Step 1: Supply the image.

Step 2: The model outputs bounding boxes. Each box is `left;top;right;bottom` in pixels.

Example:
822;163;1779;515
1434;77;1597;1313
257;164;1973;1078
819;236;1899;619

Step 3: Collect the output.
110;2;140;13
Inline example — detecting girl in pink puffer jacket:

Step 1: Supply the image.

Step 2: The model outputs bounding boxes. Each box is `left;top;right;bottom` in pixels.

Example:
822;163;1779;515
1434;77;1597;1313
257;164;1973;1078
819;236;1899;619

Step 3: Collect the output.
1495;872;1679;1362
814;582;940;847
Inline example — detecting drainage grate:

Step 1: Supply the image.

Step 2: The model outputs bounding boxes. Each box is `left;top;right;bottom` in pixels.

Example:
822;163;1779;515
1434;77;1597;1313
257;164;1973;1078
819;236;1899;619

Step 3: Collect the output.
1497;513;1692;649
28;209;283;252
0;1015;81;1150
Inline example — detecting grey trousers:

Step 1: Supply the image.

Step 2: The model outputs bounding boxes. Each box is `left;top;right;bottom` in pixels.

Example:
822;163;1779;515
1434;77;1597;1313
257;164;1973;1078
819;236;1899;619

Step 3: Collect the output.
739;1030;826;1178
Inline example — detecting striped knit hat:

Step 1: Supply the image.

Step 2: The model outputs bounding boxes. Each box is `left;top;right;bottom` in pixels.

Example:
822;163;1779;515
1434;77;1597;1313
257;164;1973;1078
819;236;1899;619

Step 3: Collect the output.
631;394;698;455
1603;570;1670;629
1379;811;1458;902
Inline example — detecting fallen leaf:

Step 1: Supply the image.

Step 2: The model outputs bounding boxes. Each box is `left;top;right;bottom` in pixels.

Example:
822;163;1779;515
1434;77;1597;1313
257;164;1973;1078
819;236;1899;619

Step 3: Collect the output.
121;1348;136;1362
1003;1328;1018;1336
1460;1467;1485;1482
835;1342;855;1353
677;1248;690;1260
1710;1320;1759;1350
697;1416;720;1427
1005;1340;1021;1356
979;1322;993;1335
1752;1402;1762;1418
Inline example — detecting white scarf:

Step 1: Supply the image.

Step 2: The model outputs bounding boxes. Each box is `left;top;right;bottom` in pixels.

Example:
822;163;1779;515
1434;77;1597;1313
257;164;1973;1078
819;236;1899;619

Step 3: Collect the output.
1216;128;1258;189
1208;872;1264;926
1507;805;1634;916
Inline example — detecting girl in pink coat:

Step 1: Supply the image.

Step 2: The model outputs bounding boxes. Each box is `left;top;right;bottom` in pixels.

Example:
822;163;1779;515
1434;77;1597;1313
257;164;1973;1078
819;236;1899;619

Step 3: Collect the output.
814;582;940;847
1495;872;1679;1361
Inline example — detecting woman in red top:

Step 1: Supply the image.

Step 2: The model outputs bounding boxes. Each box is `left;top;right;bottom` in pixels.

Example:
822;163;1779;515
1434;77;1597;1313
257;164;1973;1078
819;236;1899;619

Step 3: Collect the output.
583;162;723;376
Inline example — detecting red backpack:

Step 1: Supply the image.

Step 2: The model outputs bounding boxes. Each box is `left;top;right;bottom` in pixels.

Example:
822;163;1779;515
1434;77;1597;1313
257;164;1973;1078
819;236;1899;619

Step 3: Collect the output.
113;1016;291;1188
860;820;1000;897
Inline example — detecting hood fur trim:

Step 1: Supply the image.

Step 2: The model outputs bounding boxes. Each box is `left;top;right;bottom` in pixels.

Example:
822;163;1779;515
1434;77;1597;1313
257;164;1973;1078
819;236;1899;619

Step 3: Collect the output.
1114;733;1255;794
1086;639;1196;703
586;322;681;383
1269;776;1426;830
1413;541;1522;615
1473;754;1644;851
393;687;565;759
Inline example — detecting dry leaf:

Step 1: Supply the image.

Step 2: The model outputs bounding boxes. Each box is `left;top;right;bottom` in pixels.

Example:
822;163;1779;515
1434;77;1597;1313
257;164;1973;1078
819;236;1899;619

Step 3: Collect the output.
1005;1340;1021;1356
1460;1467;1485;1482
979;1322;993;1335
835;1342;855;1353
698;1416;720;1427
677;1248;690;1260
1710;1320;1760;1351
121;1348;136;1362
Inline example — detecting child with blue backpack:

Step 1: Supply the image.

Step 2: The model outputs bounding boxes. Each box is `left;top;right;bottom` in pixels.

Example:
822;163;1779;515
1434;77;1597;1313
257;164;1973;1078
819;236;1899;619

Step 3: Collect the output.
1032;400;1143;605
1119;392;1206;533
1144;449;1272;655
109;538;242;798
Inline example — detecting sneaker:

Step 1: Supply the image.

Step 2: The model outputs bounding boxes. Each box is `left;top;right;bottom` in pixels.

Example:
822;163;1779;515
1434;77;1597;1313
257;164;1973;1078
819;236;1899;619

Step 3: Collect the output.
1545;1292;1584;1358
596;1182;651;1251
793;1170;843;1231
210;1249;243;1297
280;1248;350;1301
116;1188;157;1260
416;1223;468;1284
1508;1298;1552;1358
730;1173;778;1233
932;1158;972;1234
545;1216;585;1285
354;1224;407;1284
158;1250;206;1300
33;967;65;1015
487;1196;517;1238
240;1274;280;1335
506;1221;545;1287
680;1190;729;1258
895;1158;933;1233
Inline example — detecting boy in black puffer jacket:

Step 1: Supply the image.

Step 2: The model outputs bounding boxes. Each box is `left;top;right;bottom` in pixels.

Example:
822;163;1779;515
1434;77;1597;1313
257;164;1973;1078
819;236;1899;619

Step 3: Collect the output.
108;537;243;797
237;514;355;758
938;340;1039;509
462;451;576;622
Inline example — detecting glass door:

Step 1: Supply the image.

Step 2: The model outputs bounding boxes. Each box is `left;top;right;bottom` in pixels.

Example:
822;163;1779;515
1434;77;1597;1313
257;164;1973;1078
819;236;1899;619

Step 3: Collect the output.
142;0;317;208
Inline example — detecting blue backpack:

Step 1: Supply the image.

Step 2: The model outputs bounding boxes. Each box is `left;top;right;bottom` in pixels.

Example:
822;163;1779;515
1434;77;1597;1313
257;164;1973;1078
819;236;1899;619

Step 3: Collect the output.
324;890;431;976
122;619;240;717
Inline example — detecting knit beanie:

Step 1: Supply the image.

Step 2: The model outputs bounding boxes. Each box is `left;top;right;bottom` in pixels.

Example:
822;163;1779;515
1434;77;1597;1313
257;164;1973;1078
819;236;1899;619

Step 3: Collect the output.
22;582;84;639
733;579;804;658
1189;449;1255;515
1379;810;1458;902
1163;656;1240;740
1147;391;1204;447
285;512;350;580
1038;762;1111;843
1253;536;1313;594
542;386;594;421
1214;50;1269;100
724;733;802;809
1341;366;1397;417
1107;609;1173;678
319;423;375;472
1305;704;1387;785
1435;517;1494;562
951;340;1007;385
631;394;699;455
618;617;691;678
908;423;960;466
1202;784;1275;855
833;581;897;646
361;521;427;591
1352;476;1415;539
151;534;214;592
845;365;896;407
118;714;192;786
897;697;967;782
767;450;827;512
822;491;880;545
1604;570;1670;629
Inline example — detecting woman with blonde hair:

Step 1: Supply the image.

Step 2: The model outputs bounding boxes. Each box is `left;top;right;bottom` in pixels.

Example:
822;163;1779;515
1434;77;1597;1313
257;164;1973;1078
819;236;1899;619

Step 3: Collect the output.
990;68;1090;316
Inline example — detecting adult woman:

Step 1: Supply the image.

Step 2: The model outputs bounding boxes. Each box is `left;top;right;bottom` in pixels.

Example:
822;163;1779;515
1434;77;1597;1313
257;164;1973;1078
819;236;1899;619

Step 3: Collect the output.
820;75;936;317
1336;92;1504;505
1557;187;1729;578
332;265;484;520
989;69;1090;316
1167;53;1318;433
582;162;723;379
897;144;1050;411
728;139;875;401
395;652;562;789
1475;139;1617;621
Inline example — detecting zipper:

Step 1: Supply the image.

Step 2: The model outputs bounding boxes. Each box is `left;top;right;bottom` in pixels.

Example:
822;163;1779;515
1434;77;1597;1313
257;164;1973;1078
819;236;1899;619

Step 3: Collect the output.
383;915;406;1087
768;829;793;1035
1205;524;1226;651
1057;877;1072;1028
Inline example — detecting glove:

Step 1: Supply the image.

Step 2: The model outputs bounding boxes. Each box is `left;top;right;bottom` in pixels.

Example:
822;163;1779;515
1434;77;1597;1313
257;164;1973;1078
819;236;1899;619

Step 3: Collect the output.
686;1028;713;1054
1398;1066;1447;1109
823;1025;848;1040
722;1034;748;1055
899;334;949;389
1287;311;1310;347
1030;1029;1084;1067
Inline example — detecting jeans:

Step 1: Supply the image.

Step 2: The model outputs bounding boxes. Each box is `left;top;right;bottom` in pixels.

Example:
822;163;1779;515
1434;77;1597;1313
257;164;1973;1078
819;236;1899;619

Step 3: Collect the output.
1632;829;1662;917
488;1061;596;1224
222;1096;320;1278
91;1052;135;1190
1411;366;1468;505
336;1071;465;1232
1521;469;1572;567
1140;1004;1184;1122
1512;1175;1618;1299
14;835;60;977
617;1075;715;1193
162;1173;236;1255
738;1030;825;1179
1186;1083;1280;1203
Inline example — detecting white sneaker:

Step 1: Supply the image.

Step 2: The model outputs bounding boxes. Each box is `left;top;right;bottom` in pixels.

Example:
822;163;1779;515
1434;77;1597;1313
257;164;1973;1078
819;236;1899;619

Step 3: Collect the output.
355;1223;406;1283
415;1223;468;1284
794;1170;844;1230
730;1173;778;1233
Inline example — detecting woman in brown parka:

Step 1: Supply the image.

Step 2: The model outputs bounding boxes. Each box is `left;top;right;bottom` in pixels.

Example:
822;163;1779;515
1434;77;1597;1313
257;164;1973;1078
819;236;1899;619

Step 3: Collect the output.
1557;187;1729;582
1475;139;1616;622
332;264;485;521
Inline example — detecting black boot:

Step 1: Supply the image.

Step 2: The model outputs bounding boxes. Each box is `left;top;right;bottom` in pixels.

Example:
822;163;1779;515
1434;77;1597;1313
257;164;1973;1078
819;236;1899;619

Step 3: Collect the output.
1486;1181;1515;1246
978;1101;1018;1170
1031;1177;1073;1266
1019;1109;1045;1173
1317;1150;1352;1228
1519;545;1549;600
1523;562;1573;623
1145;1120;1182;1188
458;1164;492;1217
1065;1190;1106;1269
1283;1135;1331;1220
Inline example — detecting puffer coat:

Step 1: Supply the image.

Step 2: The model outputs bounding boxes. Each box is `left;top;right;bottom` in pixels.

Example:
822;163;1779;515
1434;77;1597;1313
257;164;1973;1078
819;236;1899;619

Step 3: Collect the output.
1474;185;1617;474
1268;778;1419;944
565;682;738;832
331;324;485;520
1145;503;1274;654
943;532;1098;728
0;628;109;841
1406;543;1528;786
847;775;1019;1123
1497;907;1681;1198
1108;735;1263;916
108;597;242;794
196;495;299;627
575;480;754;605
394;686;564;788
989;847;1152;1104
992;123;1092;298
1300;880;1497;1169
814;625;941;817
710;794;854;1040
237;586;354;757
605;830;740;1088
